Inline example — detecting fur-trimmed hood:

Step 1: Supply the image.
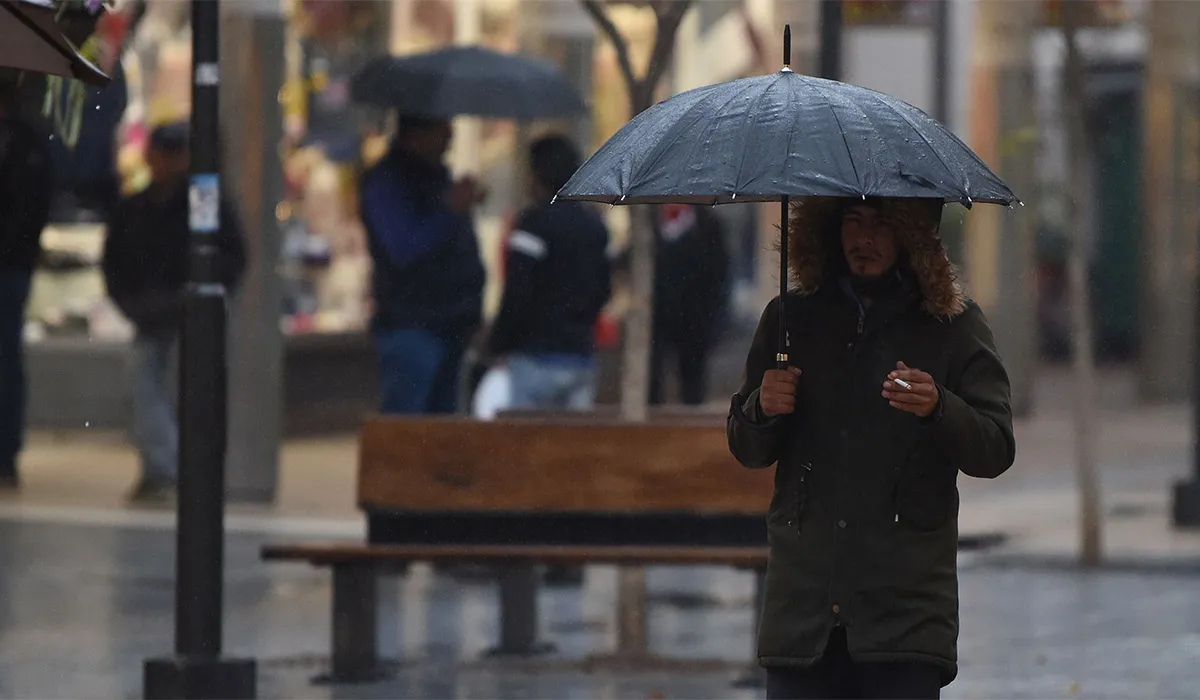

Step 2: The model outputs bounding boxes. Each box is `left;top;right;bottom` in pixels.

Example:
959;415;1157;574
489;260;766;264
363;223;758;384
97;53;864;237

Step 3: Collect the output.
787;197;967;319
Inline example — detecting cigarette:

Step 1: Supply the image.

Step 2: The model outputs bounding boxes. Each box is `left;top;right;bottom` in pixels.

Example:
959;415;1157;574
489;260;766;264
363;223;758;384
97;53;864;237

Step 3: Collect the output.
893;378;913;390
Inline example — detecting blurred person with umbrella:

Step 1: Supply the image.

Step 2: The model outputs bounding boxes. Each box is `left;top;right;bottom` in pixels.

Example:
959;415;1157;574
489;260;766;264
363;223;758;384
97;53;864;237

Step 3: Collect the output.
0;70;55;491
359;114;486;415
352;45;585;415
0;0;109;490
557;27;1017;699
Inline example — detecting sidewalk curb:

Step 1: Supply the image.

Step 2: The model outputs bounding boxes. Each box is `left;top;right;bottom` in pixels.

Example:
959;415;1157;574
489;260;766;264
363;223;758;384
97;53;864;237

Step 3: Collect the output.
957;532;1008;551
962;551;1200;574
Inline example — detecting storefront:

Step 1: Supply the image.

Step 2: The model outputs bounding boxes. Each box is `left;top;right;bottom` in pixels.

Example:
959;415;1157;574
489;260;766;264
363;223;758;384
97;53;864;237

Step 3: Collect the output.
24;0;626;432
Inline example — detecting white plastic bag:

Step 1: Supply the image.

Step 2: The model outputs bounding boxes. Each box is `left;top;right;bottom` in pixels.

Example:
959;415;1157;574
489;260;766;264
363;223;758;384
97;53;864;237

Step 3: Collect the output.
472;365;512;421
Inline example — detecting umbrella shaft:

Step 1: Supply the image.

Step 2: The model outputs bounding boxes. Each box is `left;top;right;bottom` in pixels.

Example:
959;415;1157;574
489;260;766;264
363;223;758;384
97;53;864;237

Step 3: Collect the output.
778;196;789;369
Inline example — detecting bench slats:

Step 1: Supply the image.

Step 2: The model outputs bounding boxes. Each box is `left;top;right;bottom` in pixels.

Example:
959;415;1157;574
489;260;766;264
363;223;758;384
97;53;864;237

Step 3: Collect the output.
262;543;770;568
357;418;773;514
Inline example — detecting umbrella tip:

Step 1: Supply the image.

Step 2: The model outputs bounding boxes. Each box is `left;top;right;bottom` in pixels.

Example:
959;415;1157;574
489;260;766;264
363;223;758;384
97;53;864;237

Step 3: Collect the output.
550;195;558;204
783;24;791;69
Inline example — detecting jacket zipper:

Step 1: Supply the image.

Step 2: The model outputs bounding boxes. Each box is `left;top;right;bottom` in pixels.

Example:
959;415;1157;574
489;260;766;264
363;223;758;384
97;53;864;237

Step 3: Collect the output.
892;442;922;525
795;461;812;535
893;475;900;524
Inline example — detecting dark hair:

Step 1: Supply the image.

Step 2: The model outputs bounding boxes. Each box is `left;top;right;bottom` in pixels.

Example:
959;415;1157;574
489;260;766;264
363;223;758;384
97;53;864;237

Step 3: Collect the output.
530;135;581;193
397;115;450;133
149;121;189;152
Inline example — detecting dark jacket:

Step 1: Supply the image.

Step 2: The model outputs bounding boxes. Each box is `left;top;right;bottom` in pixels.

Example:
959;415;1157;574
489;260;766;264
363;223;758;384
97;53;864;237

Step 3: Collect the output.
487;200;611;358
102;181;247;337
726;197;1015;686
653;204;729;338
360;147;484;342
0;113;55;271
48;59;127;218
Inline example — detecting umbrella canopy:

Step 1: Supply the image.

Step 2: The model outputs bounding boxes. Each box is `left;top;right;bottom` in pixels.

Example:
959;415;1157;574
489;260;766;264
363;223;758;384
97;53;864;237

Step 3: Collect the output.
555;25;1017;369
0;0;108;86
350;46;586;120
556;70;1016;208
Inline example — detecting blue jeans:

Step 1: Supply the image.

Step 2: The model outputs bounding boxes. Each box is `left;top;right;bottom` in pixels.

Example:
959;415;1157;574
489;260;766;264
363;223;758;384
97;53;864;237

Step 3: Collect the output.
132;333;178;483
507;354;596;411
374;328;465;415
0;269;31;474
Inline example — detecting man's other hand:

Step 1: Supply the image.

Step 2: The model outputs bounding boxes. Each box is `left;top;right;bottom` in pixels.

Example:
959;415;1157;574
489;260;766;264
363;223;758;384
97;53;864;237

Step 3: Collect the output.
883;361;940;418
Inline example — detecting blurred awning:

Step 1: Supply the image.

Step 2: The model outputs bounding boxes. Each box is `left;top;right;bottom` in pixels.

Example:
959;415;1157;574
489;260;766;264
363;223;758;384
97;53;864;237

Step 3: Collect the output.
0;0;109;86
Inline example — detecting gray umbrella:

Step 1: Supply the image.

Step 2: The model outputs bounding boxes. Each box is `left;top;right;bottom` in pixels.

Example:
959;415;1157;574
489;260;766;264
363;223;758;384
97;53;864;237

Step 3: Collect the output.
0;0;108;86
556;26;1017;366
350;46;585;120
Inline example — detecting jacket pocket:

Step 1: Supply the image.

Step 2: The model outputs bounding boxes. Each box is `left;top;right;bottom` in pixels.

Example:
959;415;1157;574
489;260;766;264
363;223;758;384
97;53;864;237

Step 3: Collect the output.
892;447;958;532
767;460;813;535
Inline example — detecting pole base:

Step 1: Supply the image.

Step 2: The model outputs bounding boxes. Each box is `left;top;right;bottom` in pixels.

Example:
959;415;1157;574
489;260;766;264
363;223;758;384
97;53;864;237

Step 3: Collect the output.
731;665;765;688
143;655;256;700
1171;479;1200;528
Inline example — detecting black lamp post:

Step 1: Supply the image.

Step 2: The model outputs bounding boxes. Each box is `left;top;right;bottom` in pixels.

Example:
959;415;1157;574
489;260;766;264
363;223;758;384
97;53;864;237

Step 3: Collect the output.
142;1;256;696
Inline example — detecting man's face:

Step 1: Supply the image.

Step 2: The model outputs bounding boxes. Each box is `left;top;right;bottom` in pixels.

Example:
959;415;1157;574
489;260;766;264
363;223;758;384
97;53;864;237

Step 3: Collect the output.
146;146;189;185
840;204;899;279
404;121;453;164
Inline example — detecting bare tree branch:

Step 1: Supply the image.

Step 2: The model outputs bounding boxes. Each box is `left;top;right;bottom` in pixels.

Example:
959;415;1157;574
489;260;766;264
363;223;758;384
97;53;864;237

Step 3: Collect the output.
638;0;691;111
738;2;769;74
581;0;638;96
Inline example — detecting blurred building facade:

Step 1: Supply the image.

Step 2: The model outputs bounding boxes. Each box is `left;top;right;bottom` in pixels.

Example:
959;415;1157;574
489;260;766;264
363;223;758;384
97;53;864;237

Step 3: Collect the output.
20;0;1200;493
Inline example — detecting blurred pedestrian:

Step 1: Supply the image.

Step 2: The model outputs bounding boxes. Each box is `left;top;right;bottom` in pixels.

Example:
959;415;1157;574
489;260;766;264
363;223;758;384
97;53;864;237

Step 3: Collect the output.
727;197;1015;699
650;203;729;406
0;74;56;491
486;135;611;410
360;116;485;415
102;121;246;504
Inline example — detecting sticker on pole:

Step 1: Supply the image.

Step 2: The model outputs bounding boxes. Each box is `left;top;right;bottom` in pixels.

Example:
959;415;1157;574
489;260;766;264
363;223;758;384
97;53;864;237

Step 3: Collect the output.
189;174;220;234
195;62;219;86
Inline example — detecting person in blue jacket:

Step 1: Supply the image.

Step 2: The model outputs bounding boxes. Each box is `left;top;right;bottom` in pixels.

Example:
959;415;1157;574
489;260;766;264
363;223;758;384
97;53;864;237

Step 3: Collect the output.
359;116;486;414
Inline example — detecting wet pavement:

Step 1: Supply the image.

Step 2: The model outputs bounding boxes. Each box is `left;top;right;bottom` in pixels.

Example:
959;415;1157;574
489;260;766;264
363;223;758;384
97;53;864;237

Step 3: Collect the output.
1;516;1199;699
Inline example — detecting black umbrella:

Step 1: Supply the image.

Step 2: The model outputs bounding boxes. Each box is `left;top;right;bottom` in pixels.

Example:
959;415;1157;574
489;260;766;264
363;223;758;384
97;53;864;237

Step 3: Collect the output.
556;26;1018;368
0;0;108;86
350;45;586;120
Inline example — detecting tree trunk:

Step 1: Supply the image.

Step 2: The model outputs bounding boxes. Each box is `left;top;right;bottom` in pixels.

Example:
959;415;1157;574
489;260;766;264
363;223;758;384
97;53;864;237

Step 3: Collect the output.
620;207;655;422
580;0;690;423
1063;11;1103;566
580;0;692;657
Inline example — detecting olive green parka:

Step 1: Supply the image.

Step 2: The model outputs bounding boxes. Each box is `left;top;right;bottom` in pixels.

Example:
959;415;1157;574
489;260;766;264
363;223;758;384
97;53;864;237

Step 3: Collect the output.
727;198;1015;686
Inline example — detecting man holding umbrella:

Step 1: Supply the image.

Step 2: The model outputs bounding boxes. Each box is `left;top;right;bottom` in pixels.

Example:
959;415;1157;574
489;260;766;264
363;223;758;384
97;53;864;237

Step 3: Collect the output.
0;71;55;490
555;26;1019;698
351;45;587;414
359;116;485;414
0;0;110;489
728;197;1014;698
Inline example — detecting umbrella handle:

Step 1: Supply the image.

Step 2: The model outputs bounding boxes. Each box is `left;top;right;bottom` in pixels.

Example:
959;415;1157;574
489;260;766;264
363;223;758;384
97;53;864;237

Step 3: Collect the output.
777;195;789;370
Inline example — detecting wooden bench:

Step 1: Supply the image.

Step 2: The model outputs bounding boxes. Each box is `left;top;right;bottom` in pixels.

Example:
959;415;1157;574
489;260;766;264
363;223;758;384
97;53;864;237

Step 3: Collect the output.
262;412;774;682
